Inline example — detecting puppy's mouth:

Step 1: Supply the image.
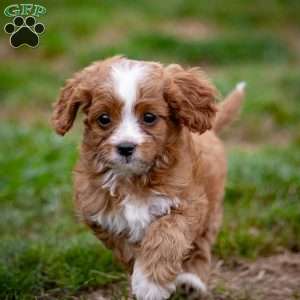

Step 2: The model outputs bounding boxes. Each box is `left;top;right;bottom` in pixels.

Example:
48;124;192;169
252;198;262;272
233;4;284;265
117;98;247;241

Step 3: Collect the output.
124;156;133;164
110;157;152;175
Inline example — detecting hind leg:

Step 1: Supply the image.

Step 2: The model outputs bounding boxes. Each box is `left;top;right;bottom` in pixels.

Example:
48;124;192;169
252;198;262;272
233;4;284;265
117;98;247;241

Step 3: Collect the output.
176;205;223;299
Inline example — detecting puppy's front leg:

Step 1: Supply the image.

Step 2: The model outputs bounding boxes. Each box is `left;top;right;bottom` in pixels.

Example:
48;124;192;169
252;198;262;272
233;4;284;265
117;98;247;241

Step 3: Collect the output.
132;202;204;300
88;221;135;271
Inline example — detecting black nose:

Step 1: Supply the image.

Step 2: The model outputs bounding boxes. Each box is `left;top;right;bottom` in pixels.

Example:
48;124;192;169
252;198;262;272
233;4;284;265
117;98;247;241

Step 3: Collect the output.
117;143;136;157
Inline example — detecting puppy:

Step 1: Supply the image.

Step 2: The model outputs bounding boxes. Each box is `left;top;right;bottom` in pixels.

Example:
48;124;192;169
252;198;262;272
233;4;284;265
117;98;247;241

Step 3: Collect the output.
52;56;245;300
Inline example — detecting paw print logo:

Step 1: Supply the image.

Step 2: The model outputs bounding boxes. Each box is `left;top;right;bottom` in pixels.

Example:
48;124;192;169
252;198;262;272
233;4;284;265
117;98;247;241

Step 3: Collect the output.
4;16;45;48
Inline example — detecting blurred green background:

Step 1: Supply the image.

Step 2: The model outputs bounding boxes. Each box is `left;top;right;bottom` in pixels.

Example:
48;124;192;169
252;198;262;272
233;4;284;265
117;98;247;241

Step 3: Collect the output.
0;0;299;299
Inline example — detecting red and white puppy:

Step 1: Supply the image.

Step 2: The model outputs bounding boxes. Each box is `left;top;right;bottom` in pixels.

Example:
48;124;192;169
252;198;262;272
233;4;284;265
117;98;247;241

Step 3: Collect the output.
52;56;245;300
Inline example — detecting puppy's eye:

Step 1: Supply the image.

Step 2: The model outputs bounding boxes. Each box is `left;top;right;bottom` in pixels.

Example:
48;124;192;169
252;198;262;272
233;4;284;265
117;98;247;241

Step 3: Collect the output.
143;113;157;125
97;113;111;127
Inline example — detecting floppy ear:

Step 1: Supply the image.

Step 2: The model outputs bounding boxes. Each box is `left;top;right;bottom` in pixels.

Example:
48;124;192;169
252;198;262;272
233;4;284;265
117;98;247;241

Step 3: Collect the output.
164;65;217;134
52;70;92;136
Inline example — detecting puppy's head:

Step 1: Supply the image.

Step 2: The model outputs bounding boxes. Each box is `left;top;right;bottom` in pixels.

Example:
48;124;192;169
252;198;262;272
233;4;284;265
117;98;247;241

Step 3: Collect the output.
52;56;217;175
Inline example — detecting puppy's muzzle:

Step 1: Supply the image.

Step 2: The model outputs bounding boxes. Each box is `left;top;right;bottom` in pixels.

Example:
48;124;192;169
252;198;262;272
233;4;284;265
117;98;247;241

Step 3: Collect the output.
117;142;136;158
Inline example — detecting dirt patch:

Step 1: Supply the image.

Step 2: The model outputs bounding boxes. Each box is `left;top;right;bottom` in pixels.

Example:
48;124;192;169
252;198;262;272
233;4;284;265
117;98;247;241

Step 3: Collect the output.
222;116;296;151
0;106;51;124
85;253;300;300
210;253;300;300
159;19;216;41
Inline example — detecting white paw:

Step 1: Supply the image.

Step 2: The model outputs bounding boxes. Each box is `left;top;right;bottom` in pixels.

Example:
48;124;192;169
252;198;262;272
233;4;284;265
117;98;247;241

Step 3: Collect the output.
132;261;175;300
176;272;207;299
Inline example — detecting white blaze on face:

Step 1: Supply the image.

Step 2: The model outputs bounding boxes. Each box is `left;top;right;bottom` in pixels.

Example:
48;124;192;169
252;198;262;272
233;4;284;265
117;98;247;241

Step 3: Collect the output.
110;61;147;146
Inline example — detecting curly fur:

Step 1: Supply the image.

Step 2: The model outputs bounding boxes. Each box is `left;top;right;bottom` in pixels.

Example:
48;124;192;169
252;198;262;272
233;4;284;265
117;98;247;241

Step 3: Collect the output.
52;56;245;300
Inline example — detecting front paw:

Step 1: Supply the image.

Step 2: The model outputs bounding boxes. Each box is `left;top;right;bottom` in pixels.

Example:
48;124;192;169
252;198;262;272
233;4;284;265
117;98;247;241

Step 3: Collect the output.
132;261;175;300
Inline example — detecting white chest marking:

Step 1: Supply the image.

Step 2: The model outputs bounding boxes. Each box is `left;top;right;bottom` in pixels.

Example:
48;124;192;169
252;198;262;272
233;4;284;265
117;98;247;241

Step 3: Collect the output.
109;61;147;146
91;195;177;243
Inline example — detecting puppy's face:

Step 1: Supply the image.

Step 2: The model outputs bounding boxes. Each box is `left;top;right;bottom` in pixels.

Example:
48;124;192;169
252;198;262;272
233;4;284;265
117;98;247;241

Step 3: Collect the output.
52;56;217;175
84;60;170;175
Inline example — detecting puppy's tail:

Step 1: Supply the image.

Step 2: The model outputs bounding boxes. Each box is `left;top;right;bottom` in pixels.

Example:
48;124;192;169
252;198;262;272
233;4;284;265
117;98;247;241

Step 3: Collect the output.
213;82;246;133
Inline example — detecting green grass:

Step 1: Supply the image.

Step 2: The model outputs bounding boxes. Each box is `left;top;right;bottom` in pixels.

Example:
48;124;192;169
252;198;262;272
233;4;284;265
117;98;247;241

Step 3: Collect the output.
0;236;124;299
0;63;63;106
0;0;300;298
216;145;300;258
76;31;292;66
